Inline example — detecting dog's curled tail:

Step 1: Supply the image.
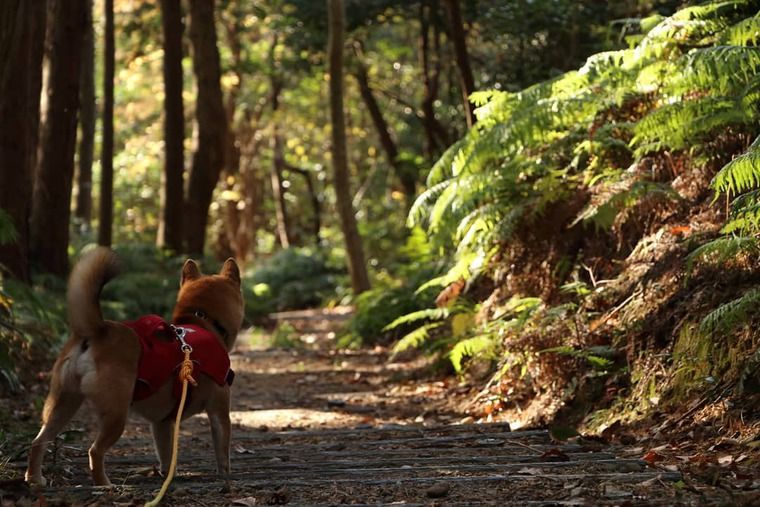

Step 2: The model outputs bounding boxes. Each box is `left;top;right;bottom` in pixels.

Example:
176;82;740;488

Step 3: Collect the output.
67;247;120;338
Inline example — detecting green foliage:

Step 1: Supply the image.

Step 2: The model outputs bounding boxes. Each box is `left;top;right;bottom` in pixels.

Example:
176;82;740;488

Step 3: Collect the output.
392;321;446;356
99;244;186;321
270;322;301;349
383;307;450;332
344;228;442;345
700;287;760;335
686;235;759;268
347;282;430;345
449;334;498;374
712;135;760;197
244;248;338;322
0;277;66;393
0;209;17;246
541;345;617;372
574;180;678;230
410;0;760;274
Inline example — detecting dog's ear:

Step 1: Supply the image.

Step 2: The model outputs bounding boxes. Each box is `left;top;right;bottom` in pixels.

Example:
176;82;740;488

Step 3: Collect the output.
181;259;202;286
219;258;241;286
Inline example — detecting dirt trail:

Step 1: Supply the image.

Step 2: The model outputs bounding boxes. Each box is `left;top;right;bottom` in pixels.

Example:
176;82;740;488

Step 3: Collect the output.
1;322;754;506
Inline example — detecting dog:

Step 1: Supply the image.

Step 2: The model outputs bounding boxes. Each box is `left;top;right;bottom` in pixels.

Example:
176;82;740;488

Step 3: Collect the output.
25;247;244;487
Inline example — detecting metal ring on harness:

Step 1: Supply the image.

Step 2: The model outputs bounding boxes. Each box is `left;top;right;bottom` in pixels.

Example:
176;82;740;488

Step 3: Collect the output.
170;324;194;353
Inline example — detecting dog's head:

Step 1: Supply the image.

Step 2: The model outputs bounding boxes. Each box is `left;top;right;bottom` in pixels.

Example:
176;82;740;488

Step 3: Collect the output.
172;258;244;351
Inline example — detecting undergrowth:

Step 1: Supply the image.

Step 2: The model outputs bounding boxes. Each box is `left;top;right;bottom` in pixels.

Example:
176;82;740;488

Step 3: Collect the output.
375;0;760;430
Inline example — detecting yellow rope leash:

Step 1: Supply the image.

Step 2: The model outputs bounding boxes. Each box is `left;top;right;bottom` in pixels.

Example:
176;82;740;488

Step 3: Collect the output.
145;348;197;507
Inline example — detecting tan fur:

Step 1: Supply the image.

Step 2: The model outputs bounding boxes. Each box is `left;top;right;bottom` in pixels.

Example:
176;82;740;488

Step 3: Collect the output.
25;248;244;487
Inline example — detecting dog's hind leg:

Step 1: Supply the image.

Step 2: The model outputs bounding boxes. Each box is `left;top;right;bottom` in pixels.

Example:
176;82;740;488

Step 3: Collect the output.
206;388;232;478
88;398;130;486
150;418;174;475
26;388;84;486
86;367;134;486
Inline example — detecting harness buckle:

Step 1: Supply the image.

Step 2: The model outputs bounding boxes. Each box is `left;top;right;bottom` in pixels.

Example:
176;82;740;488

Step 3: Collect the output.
170;324;193;353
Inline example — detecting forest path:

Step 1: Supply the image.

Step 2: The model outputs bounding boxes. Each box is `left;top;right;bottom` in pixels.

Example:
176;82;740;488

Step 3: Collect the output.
4;321;745;505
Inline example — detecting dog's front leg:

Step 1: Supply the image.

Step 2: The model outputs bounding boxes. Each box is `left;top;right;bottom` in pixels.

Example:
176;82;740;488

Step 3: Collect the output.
206;388;231;477
150;418;174;475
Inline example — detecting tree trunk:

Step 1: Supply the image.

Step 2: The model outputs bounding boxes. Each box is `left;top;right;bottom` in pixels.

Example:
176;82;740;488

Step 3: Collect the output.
75;0;95;232
30;0;86;276
327;0;370;294
266;34;291;249
216;16;243;261
98;0;114;247
442;0;476;128
185;0;227;256
285;164;322;246
419;1;450;157
351;48;416;209
230;104;266;263
157;0;185;252
0;0;46;281
270;125;291;248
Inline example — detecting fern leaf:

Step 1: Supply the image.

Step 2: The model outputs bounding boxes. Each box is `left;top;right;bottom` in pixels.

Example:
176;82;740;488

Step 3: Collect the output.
383;307;449;332
391;322;445;355
687;235;759;268
712;147;760;196
720;13;760;45
449;334;498;374
407;180;453;228
700;286;760;335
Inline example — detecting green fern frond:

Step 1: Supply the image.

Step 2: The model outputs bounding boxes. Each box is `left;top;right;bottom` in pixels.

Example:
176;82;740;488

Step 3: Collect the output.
719;13;760;45
415;250;481;294
449;334;498;374
493;296;543;322
383;307;449;332
700;286;760;335
687;235;759;268
407;180;453;228
633;95;747;156
723;188;760;233
391;321;445;355
712;144;760;196
426;138;467;186
677;46;760;95
573;180;677;230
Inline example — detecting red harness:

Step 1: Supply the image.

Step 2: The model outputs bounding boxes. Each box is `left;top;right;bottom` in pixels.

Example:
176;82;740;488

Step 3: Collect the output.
123;315;234;401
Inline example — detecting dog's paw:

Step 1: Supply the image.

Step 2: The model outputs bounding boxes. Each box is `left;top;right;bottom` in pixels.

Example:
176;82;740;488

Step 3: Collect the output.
25;472;47;488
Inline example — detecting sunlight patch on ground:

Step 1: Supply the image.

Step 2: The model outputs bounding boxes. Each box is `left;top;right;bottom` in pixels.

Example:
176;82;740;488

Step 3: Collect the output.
230;408;364;429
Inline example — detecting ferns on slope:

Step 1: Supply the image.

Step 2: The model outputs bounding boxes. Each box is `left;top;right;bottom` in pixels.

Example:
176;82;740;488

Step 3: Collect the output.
404;0;760;373
413;0;760;267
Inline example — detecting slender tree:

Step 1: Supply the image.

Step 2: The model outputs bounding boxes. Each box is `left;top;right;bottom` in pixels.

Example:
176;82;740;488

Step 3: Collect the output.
352;56;416;209
98;0;114;247
266;33;291;249
285;164;322;245
327;0;370;294
442;0;476;128
185;0;228;255
157;0;185;252
30;0;87;276
0;0;46;280
75;0;95;232
419;1;450;156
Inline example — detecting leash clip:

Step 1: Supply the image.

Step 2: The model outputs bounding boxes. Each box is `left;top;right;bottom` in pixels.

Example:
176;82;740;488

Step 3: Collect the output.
170;324;193;353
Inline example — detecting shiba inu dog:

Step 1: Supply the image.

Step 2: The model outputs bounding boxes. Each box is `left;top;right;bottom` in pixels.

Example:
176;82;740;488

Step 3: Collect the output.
25;247;244;486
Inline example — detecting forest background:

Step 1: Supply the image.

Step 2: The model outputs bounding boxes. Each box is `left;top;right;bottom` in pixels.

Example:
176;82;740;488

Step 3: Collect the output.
1;0;760;444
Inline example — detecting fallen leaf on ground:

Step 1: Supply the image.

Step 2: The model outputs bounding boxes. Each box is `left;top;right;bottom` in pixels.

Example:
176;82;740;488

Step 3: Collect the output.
642;450;665;466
